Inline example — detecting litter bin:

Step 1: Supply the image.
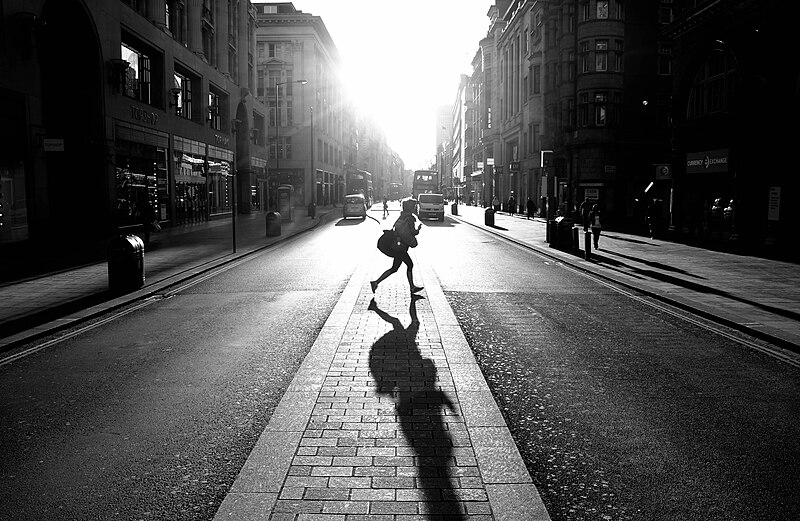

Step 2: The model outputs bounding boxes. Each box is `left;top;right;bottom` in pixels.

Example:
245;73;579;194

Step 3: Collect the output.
484;208;495;226
451;202;458;216
266;211;282;236
555;216;574;249
108;234;144;293
308;202;316;218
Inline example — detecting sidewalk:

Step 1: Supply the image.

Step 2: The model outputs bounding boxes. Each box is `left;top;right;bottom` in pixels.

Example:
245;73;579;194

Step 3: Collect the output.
450;204;800;352
0;207;336;350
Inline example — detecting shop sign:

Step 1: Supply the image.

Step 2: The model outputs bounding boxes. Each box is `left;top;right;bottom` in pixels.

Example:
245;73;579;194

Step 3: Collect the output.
584;187;600;200
129;105;159;126
495;166;503;174
510;161;520;171
686;149;728;174
43;138;64;152
214;134;230;147
654;164;672;180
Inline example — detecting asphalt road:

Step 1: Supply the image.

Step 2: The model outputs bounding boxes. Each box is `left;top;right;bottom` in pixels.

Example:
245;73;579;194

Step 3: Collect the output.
418;214;800;521
2;207;798;521
0;216;373;521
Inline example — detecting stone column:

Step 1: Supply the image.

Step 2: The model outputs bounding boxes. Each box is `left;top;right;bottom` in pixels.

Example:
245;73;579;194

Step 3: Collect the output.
187;0;203;55
147;0;166;29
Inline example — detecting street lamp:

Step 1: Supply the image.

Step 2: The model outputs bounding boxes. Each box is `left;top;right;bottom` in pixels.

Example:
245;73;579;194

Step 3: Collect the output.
273;79;307;192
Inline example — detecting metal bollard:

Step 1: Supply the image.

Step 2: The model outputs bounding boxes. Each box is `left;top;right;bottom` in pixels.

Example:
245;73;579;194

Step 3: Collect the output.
572;227;579;251
584;230;592;260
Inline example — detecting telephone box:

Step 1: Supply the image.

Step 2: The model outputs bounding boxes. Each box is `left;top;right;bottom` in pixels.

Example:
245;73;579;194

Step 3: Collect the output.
277;184;294;222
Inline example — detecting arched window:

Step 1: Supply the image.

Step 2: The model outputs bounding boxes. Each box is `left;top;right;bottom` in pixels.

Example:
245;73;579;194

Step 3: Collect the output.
687;48;737;119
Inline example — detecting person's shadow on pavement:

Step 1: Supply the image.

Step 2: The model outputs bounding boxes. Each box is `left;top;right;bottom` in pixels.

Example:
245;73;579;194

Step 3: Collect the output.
368;296;466;520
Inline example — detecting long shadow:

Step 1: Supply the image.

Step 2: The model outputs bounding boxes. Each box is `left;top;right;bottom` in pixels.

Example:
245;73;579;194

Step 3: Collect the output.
591;254;800;321
603;233;654;245
368;296;466;520
600;249;705;278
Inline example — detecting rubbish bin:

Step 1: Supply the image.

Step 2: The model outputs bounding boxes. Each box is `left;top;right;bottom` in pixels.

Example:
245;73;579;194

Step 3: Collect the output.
555;216;574;249
308;202;316;218
108;234;144;293
451;202;458;216
484;208;495;226
266;211;282;236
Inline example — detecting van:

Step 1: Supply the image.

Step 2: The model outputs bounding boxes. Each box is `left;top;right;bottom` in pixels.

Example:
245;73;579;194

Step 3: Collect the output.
417;193;445;221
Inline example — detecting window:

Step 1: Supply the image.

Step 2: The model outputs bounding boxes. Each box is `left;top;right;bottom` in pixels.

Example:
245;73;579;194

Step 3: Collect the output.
252;112;264;145
597;0;608;19
582;1;590;21
121;43;151;104
262;5;277;14
173;70;192;119
595;92;607;126
659;1;672;23
567;50;576;80
208;90;221;130
614;40;624;72
257;42;265;60
596;40;608;71
616;0;626;20
578;92;590;126
269;43;278;58
533;65;541;94
580;41;590;73
287;100;293;126
688;50;736;119
657;42;671;75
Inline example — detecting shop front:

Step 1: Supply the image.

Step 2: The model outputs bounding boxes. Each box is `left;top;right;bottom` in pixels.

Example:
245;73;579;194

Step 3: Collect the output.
115;122;169;231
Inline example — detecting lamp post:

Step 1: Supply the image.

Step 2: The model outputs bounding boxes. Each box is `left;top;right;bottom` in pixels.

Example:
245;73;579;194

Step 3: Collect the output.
273;79;307;208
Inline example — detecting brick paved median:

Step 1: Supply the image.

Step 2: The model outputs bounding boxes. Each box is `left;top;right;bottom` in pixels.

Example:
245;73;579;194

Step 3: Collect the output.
214;255;550;520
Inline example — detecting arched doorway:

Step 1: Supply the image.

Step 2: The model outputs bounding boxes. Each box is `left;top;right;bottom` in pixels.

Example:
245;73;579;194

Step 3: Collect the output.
40;1;107;245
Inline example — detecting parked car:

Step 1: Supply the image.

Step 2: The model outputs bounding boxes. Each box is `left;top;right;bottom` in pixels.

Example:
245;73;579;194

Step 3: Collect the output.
343;193;367;219
417;193;445;221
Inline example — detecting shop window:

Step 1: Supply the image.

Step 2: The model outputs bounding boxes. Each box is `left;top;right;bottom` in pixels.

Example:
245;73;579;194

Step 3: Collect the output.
595;92;608;126
116;142;167;227
0;159;28;243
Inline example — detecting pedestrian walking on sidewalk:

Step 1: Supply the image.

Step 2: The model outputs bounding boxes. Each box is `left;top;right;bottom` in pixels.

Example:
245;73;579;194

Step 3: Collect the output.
580;197;592;231
492;195;500;212
589;204;602;249
508;193;516;216
371;199;424;294
526;196;536;219
382;196;389;219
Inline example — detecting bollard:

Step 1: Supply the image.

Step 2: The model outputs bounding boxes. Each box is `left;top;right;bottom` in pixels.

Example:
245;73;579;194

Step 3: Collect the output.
584;230;592;260
266;211;282;236
451;202;458;216
572;227;579;251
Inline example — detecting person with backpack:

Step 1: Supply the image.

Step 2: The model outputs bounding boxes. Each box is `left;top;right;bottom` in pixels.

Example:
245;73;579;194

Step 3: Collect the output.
589;203;602;249
372;198;423;294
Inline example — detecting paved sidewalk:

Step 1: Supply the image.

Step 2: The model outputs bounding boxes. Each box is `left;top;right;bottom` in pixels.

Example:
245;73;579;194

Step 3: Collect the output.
214;253;549;520
450;204;800;351
0;208;336;349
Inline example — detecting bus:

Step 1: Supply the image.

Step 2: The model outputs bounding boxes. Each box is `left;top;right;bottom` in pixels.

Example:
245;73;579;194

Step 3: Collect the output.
387;182;404;201
346;169;373;207
412;170;439;199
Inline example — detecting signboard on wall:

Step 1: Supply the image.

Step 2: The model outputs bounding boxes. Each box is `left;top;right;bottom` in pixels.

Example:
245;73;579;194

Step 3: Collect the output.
686;149;729;174
584;187;600;200
768;186;781;221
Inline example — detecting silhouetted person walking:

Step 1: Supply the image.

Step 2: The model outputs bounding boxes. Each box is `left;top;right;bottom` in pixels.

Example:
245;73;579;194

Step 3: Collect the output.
371;199;423;294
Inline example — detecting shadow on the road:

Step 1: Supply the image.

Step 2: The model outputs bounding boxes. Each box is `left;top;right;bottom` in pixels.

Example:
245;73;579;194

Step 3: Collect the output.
368;296;467;520
334;218;368;226
604;233;654;245
420;220;457;228
591;253;800;321
487;224;509;231
601;249;705;278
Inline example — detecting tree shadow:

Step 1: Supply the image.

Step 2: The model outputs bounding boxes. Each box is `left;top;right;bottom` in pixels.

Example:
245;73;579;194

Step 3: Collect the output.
368;296;467;520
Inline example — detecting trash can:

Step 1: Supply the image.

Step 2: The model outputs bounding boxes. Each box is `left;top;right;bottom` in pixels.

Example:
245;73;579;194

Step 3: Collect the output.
451;202;458;216
555;216;574;249
266;211;282;236
308;202;316;218
108;234;144;293
484;208;495;226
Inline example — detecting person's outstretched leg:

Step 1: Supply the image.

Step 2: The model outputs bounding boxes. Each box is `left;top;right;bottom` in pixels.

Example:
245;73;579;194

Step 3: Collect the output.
402;253;423;293
371;257;402;292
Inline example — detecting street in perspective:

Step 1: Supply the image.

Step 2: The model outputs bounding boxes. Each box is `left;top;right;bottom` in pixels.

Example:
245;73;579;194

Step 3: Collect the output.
2;1;799;520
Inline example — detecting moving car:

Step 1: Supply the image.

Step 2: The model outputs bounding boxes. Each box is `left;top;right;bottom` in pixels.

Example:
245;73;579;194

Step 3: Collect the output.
342;193;367;219
417;193;445;221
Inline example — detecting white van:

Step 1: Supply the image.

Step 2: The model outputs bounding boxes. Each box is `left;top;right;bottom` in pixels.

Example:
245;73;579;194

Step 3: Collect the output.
417;193;445;221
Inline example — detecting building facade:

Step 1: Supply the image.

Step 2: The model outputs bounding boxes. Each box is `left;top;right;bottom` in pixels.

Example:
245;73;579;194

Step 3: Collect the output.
0;0;265;262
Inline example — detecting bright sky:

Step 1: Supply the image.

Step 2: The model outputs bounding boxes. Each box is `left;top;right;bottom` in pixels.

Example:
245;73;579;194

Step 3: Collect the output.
292;0;492;170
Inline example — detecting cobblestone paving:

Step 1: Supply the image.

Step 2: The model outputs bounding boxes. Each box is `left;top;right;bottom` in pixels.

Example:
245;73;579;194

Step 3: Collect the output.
269;280;491;519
